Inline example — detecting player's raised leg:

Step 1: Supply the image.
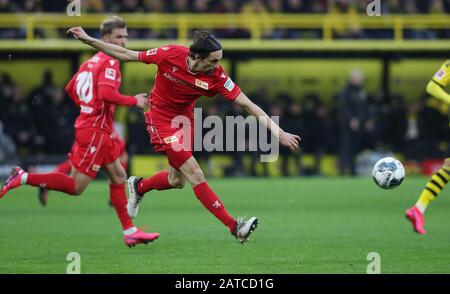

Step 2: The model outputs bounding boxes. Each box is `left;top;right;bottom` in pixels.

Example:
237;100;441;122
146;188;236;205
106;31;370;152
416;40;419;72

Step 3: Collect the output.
174;152;258;244
0;166;89;199
38;159;73;206
406;158;450;234
104;159;160;247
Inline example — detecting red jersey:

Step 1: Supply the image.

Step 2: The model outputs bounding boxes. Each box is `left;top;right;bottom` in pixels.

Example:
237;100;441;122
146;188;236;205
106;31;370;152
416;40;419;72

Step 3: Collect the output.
138;45;241;121
66;51;122;134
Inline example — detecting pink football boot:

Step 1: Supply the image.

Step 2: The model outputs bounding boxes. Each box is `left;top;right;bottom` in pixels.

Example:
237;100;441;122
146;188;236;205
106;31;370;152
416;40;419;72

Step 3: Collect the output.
0;167;25;199
124;229;160;247
405;206;426;235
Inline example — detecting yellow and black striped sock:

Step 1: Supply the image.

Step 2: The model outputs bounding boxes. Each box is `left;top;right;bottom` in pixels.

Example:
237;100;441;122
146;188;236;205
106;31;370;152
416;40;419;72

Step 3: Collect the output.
415;166;450;214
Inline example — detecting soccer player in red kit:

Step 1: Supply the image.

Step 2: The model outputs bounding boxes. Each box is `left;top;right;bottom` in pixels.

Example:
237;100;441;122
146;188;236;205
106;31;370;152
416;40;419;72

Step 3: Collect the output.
0;16;159;247
66;27;301;244
38;126;128;207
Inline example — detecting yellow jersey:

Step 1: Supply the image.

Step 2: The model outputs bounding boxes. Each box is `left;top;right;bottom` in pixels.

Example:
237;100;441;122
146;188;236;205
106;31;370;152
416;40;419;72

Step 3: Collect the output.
432;60;450;88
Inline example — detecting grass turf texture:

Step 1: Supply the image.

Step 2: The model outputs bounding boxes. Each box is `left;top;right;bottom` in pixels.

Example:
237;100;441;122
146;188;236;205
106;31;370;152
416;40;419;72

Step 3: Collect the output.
0;177;449;273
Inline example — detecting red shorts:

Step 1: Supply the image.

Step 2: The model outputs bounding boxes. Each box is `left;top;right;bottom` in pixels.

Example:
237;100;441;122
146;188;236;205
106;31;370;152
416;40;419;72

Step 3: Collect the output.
112;134;126;156
145;108;193;169
69;128;120;178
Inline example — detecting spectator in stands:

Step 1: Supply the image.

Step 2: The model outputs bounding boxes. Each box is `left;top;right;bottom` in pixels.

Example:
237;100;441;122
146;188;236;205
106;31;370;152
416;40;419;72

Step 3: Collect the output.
40;0;67;12
28;70;56;136
0;121;17;163
281;94;303;176
43;88;77;154
3;85;35;156
284;0;310;13
0;73;15;120
142;0;166;12
192;0;210;13
387;94;408;153
337;69;368;176
170;0;190;13
386;0;404;13
404;101;421;160
241;0;273;39
330;0;365;39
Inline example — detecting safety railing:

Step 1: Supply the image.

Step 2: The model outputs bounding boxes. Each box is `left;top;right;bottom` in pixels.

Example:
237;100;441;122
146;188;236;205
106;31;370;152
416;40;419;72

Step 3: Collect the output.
0;13;449;41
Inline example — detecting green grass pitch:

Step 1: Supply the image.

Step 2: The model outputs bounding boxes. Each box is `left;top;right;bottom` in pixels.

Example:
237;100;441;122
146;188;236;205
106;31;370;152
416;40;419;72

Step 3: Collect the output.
0;177;449;273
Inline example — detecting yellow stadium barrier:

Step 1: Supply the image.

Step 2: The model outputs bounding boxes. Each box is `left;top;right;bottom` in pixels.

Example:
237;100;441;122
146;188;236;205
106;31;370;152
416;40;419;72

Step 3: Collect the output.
0;13;450;42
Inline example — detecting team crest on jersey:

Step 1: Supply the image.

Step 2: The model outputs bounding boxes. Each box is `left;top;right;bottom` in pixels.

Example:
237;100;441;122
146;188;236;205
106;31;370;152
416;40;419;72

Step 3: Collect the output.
434;69;445;80
173;66;178;72
90;146;96;154
220;73;226;78
109;60;115;66
146;48;158;56
195;79;209;90
224;77;235;92
105;68;116;80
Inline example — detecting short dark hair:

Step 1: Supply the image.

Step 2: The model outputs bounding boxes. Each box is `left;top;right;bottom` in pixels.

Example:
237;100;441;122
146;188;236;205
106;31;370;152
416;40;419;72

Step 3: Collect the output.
189;30;222;59
100;16;127;36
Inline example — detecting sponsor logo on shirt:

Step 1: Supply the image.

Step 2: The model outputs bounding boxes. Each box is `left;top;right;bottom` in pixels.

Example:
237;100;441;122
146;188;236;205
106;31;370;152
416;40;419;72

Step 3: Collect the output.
195;79;209;90
80;105;93;114
105;68;116;80
163;72;189;87
173;66;178;72
90;146;96;154
220;73;226;78
224;77;235;92
161;47;169;51
146;48;158;55
163;135;178;144
434;69;446;80
109;60;115;66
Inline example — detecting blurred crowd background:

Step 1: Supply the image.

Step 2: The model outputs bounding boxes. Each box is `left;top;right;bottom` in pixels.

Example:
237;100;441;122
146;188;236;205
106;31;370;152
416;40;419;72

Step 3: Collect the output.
0;0;449;177
1;0;450;39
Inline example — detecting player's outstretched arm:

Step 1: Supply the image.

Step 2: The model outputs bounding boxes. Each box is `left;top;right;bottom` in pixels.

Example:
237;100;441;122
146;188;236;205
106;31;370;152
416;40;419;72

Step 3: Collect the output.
67;27;139;62
426;80;450;104
234;92;301;151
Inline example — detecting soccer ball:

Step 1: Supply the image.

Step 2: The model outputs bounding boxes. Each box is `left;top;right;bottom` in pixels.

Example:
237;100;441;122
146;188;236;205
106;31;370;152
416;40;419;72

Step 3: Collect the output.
372;157;405;189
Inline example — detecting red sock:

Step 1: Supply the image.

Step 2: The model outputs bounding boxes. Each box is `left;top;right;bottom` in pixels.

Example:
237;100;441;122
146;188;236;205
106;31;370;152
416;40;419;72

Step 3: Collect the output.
193;182;237;234
54;160;72;174
137;170;172;195
109;183;134;230
26;173;76;195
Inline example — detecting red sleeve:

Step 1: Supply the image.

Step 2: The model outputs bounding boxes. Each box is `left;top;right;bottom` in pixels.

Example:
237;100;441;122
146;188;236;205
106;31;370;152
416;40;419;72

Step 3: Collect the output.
65;75;79;105
98;59;121;90
98;84;137;106
212;69;241;102
138;46;172;65
98;85;137;106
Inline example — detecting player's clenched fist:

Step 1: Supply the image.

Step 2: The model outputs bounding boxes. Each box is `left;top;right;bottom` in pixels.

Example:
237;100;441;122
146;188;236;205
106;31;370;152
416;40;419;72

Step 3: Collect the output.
67;27;90;42
134;93;148;109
